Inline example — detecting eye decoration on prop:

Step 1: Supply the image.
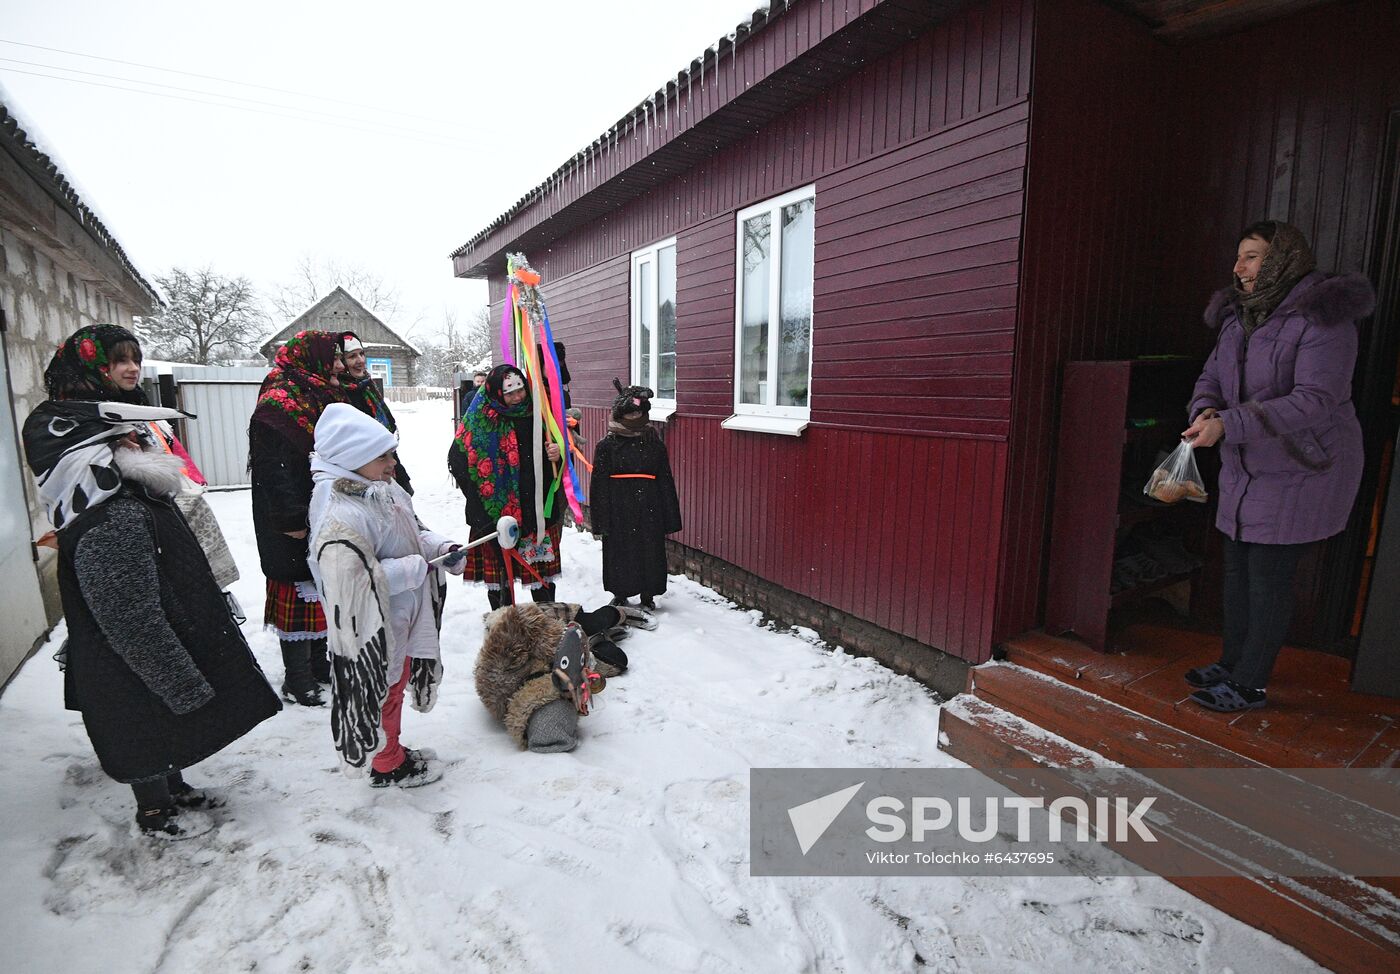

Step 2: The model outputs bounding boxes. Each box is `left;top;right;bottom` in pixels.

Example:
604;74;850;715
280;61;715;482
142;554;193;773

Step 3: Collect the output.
551;623;602;716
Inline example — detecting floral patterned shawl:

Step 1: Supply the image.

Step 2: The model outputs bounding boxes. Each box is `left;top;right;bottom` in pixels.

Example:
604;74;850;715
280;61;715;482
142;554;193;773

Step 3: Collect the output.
250;330;345;451
452;365;529;523
44;324;146;404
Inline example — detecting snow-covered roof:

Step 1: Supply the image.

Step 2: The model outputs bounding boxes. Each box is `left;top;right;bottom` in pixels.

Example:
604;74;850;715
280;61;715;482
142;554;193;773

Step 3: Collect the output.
263;286;422;356
0;84;162;309
448;3;782;263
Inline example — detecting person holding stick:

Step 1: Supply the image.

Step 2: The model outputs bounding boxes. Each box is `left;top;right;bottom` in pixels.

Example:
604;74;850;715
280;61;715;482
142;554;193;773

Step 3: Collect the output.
448;364;566;608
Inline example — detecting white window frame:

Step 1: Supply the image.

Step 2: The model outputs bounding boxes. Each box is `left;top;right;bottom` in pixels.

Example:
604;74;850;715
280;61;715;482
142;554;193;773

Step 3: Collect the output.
367;357;392;386
630;236;678;421
723;184;815;436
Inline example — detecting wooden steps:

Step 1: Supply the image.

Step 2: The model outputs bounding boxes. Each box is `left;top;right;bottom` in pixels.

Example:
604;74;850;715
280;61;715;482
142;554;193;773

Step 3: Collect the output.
1002;627;1400;769
939;665;1400;974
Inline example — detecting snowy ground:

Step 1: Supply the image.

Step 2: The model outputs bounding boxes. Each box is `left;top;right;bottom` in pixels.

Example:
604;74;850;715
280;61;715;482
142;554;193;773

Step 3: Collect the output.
0;400;1320;973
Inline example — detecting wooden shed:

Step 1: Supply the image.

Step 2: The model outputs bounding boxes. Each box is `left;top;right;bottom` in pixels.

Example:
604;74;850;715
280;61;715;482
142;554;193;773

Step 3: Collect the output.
260;286;420;386
450;0;1398;697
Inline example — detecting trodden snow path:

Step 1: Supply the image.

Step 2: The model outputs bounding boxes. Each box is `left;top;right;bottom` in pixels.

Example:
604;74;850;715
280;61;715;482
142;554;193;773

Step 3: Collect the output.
0;399;1318;973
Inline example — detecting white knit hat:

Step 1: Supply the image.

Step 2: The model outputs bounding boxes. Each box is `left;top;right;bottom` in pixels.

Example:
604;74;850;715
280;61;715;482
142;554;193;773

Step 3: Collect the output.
313;403;397;471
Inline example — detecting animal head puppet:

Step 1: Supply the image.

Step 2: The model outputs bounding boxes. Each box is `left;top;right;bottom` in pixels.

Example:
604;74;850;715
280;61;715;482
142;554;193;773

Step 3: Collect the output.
552;622;604;716
610;378;653;428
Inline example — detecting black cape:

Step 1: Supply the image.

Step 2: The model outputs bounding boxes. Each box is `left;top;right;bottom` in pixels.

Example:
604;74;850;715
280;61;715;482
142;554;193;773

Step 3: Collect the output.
589;430;682;599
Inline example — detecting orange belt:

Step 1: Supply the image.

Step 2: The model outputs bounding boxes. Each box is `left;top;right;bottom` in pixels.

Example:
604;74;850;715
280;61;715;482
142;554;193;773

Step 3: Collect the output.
610;474;656;480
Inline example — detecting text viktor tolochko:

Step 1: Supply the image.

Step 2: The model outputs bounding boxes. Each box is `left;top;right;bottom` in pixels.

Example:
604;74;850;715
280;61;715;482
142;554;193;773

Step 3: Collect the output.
749;767;1400;877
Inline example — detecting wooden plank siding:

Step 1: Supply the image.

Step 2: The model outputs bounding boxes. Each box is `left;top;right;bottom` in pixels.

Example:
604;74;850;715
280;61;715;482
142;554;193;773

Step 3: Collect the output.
994;0;1168;641
479;0;1031;663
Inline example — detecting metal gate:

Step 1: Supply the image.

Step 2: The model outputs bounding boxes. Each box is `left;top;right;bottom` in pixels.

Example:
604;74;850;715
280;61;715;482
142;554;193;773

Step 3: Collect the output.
141;365;266;488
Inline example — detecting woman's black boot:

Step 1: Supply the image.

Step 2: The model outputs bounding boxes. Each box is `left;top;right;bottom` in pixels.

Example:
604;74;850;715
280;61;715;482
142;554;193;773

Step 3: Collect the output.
308;638;331;685
280;640;325;707
531;583;557;603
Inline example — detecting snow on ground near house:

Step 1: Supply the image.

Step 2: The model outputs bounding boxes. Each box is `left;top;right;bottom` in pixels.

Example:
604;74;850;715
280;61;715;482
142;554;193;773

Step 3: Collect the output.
0;399;1319;973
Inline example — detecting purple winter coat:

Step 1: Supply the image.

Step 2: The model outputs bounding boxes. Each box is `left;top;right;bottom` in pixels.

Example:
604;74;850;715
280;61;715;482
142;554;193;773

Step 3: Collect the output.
1189;271;1374;544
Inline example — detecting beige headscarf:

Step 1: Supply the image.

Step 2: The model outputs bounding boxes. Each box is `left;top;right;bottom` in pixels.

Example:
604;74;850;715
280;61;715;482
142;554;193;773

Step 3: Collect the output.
1235;221;1316;336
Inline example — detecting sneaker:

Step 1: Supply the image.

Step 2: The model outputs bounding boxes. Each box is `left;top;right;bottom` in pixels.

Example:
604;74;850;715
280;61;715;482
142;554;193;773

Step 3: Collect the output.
137;807;214;841
170;781;228;810
369;754;443;789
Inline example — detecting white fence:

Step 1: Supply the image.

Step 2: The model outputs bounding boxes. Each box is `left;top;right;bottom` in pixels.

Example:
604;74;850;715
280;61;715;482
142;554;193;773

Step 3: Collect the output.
136;369;449;487
383;385;451;403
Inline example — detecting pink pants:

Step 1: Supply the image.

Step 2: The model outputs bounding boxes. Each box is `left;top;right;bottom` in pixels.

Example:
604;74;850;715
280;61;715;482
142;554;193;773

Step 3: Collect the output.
371;659;412;773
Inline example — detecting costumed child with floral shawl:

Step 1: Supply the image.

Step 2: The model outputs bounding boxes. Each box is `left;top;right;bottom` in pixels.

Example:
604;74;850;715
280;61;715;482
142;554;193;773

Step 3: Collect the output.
448;364;567;608
308;404;464;787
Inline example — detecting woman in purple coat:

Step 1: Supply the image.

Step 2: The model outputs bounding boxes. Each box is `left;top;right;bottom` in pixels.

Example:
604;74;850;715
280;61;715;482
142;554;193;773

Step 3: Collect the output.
1181;220;1374;712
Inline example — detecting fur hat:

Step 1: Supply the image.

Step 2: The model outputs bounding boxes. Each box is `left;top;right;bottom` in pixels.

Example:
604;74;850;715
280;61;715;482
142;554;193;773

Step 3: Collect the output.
611;378;653;421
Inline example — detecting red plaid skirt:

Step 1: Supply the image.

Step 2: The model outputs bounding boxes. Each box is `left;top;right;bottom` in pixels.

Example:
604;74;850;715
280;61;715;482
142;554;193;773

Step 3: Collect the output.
464;523;562;589
264;578;327;637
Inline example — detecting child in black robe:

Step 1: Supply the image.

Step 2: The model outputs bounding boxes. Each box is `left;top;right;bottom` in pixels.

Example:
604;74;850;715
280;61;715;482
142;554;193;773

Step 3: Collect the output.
589;381;682;609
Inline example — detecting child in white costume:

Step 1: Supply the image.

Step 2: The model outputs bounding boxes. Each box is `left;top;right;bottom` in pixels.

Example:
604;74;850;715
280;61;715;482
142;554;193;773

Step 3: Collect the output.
308;404;466;788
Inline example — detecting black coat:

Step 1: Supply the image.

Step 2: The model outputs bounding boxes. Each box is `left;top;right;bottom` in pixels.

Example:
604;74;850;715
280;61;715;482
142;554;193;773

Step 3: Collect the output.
449;410;567;541
590;430;682;599
57;487;281;783
249;422;314;580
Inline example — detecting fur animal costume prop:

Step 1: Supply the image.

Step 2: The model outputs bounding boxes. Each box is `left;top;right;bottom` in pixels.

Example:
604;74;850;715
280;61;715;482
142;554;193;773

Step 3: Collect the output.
474;602;640;752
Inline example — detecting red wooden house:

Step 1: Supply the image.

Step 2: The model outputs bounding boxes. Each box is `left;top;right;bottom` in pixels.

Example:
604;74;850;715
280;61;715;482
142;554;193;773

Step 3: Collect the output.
453;3;1400;961
452;0;1398;692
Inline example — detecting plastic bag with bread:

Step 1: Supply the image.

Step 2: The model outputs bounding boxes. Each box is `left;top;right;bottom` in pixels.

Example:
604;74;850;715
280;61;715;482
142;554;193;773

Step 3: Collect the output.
1144;441;1208;504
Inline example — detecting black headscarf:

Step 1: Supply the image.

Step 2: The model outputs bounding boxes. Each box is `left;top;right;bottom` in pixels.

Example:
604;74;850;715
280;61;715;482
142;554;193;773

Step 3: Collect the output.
44;324;146;403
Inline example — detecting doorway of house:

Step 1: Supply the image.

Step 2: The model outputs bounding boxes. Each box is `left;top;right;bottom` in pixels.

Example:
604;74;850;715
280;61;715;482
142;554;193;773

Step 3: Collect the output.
1303;108;1400;658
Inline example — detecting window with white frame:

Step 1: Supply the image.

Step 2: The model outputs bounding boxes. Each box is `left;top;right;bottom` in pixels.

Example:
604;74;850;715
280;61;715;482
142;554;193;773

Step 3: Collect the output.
631;238;677;417
725;185;815;435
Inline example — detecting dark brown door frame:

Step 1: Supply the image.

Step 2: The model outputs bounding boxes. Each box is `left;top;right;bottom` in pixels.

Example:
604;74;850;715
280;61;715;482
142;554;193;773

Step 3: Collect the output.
1350;108;1400;695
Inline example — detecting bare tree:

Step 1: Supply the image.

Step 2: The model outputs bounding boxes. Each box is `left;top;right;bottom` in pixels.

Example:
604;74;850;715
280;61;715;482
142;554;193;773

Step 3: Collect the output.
417;306;493;385
140;267;267;364
269;254;406;324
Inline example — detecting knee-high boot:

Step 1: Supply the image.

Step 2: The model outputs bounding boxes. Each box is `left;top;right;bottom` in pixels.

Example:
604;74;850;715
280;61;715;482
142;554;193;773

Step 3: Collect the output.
531;583;557;604
308;637;330;685
280;640;325;707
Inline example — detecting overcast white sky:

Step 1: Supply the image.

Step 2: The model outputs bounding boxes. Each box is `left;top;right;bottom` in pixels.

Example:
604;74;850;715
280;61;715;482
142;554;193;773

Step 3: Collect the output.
0;0;765;342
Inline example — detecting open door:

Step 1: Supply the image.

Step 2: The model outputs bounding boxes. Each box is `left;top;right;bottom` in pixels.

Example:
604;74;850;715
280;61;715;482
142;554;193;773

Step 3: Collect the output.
0;310;50;686
1351;111;1400;696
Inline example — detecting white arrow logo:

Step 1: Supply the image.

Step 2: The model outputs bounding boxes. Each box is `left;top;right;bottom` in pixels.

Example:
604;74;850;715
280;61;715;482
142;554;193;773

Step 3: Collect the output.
787;782;864;855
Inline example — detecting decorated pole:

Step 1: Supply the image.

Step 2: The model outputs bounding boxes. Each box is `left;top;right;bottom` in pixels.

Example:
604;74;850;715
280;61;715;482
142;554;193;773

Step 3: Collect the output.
503;254;586;529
